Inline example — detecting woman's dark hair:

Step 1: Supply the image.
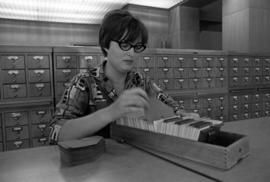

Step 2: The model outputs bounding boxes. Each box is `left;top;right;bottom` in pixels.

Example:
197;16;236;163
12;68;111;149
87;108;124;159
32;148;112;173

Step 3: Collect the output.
99;9;148;56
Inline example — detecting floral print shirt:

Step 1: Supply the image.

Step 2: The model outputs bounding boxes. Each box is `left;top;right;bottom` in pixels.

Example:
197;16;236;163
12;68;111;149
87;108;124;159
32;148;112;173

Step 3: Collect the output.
49;61;180;144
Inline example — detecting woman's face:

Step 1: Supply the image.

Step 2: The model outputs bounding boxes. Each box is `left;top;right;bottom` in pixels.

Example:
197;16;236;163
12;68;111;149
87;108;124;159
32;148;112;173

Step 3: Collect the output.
105;39;141;74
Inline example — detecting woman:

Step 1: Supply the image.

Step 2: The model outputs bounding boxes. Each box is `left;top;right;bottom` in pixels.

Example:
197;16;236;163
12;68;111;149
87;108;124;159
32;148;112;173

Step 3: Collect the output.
49;9;198;144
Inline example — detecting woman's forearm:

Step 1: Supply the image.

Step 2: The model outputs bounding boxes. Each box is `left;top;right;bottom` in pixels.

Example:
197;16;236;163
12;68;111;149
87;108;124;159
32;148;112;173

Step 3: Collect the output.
58;106;114;141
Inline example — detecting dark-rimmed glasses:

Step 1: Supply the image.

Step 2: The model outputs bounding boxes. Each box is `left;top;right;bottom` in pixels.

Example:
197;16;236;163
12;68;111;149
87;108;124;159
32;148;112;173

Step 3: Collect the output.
113;40;146;53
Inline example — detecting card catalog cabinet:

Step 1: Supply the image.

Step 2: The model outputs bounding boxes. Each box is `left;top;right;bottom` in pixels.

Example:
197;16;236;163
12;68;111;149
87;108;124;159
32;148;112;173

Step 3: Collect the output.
0;46;54;151
53;47;102;103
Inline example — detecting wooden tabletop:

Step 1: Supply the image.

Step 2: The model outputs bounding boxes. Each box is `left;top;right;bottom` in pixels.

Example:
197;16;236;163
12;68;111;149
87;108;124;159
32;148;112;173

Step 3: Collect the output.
0;139;213;182
0;117;269;182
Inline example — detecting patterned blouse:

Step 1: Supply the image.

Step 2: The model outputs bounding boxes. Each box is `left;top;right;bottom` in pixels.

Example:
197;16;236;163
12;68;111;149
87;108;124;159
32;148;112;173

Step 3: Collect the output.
49;61;180;144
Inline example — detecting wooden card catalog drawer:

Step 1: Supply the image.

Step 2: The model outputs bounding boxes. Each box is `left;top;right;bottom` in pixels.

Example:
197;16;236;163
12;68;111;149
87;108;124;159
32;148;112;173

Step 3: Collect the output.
27;55;50;68
137;67;155;78
30;109;52;124
79;55;99;68
29;83;51;97
173;67;189;78
55;82;69;97
157;67;173;78
56;55;76;68
28;70;50;82
6;126;29;141
158;79;174;90
55;69;77;82
6;139;30;151
32;137;49;147
174;78;189;90
31;124;50;137
156;56;173;67
139;56;155;67
2;70;26;84
4;111;28;127
1;55;25;69
3;84;27;99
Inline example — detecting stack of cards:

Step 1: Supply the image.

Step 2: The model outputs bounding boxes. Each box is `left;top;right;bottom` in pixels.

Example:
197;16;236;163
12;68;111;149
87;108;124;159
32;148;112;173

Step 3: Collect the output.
58;136;105;166
116;116;222;142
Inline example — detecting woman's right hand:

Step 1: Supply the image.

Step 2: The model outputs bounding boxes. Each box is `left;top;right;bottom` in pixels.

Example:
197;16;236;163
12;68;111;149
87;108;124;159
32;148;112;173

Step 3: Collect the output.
107;87;149;120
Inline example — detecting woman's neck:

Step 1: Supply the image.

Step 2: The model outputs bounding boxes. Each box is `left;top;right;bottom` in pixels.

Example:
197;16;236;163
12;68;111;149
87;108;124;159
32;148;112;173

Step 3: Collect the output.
104;61;127;90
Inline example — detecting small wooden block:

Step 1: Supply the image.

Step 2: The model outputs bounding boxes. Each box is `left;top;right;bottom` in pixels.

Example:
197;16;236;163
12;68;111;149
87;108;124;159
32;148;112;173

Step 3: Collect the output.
58;136;105;166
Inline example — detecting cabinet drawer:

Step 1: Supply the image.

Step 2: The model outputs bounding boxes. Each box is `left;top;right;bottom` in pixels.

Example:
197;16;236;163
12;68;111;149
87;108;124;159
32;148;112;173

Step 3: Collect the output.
173;56;193;67
55;82;69;97
156;56;173;67
27;55;50;68
28;69;50;82
32;137;49;147
56;55;76;68
4;111;28;127
157;67;173;78
6;139;30;151
29;83;51;97
137;67;155;78
31;124;50;137
174;78;189;89
30;109;52;124
78;55;99;68
157;79;174;90
139;56;155;67
55;69;77;82
1;55;25;69
173;67;189;78
6;126;29;141
2;70;26;84
3;84;27;99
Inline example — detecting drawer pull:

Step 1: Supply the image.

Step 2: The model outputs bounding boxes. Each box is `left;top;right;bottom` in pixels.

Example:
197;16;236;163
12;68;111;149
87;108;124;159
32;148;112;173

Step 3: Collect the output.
162;68;169;72
84;56;93;60
11;112;22;120
62;69;71;76
35;83;45;90
12;127;23;132
10;84;20;91
33;56;44;61
8;56;18;62
178;79;184;83
14;141;23;148
39;138;48;143
37;110;46;115
38;124;46;132
8;70;19;76
34;70;45;75
163;79;169;83
143;68;150;73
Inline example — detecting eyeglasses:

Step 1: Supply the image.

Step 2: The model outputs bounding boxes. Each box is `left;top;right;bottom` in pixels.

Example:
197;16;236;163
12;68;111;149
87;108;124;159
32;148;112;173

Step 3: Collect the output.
113;40;146;53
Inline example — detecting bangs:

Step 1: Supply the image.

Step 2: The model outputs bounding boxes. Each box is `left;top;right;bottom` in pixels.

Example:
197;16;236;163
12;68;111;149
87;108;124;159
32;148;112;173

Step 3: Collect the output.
119;18;148;44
